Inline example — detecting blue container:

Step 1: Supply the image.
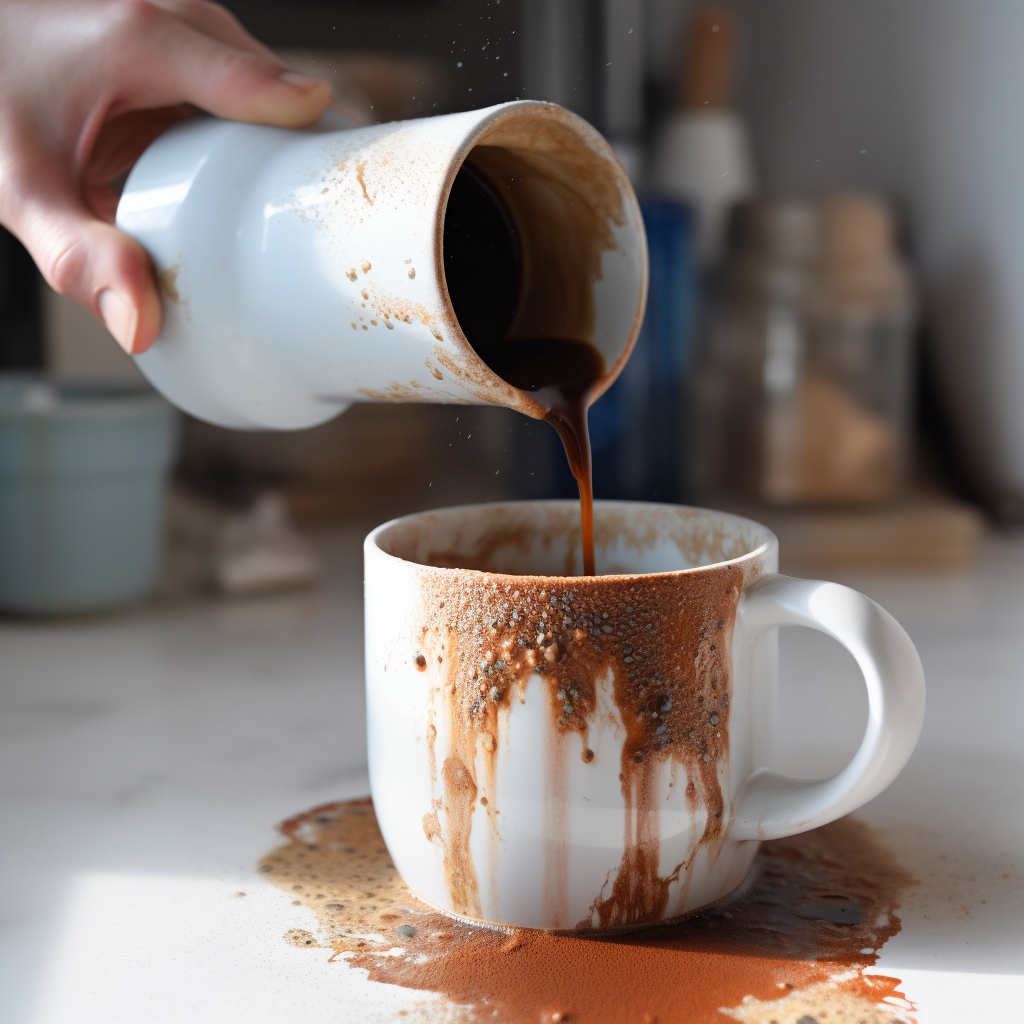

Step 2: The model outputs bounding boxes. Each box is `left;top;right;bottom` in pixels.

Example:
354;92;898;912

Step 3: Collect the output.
590;197;697;500
0;377;178;614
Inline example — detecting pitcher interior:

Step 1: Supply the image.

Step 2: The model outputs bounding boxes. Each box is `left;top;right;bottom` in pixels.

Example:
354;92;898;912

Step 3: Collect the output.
374;500;774;577
441;107;647;398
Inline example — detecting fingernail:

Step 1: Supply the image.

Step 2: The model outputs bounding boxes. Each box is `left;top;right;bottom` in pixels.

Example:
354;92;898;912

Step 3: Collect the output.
279;70;327;92
98;289;138;354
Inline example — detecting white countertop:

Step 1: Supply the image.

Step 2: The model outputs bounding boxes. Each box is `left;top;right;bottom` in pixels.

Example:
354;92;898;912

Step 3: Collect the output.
2;528;1023;1022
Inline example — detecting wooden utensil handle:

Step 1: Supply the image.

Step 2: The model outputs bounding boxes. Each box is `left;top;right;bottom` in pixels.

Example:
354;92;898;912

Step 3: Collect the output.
679;6;737;110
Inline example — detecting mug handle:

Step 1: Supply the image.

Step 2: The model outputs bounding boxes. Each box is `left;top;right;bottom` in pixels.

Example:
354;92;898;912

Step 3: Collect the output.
731;574;926;842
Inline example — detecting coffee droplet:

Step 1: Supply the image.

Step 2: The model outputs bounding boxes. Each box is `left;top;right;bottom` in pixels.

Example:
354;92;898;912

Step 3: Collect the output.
414;654;427;671
408;267;416;279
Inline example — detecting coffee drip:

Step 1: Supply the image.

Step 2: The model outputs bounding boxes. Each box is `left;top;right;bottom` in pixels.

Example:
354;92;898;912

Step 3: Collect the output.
483;338;604;576
444;163;606;576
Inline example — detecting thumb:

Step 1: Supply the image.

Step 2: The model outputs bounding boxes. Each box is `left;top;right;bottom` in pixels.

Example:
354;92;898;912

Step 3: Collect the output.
112;9;333;129
90;224;163;356
18;182;160;355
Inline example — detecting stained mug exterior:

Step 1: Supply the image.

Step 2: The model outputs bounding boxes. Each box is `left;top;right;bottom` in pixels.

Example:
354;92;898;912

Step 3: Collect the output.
115;102;647;431
365;501;925;931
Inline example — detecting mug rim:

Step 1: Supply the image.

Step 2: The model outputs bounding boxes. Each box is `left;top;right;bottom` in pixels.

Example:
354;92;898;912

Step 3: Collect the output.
365;498;777;583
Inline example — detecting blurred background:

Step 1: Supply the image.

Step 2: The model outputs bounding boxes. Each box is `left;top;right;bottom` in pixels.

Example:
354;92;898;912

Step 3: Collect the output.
6;0;1024;612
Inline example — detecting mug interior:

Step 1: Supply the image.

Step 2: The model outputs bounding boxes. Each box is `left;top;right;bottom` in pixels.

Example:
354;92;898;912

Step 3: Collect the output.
371;500;774;577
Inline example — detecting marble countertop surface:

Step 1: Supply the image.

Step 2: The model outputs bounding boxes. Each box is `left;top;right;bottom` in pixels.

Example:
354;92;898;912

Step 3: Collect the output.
2;528;1023;1023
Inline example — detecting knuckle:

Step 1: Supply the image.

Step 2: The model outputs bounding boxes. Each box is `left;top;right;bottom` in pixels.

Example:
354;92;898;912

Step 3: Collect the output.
197;0;243;27
154;0;241;31
105;0;166;43
153;0;203;18
45;236;90;299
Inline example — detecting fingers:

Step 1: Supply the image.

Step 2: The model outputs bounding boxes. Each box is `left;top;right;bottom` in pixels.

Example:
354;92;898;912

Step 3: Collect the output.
1;120;161;354
49;217;162;355
84;105;198;219
56;220;162;355
101;3;331;128
150;0;283;64
0;1;335;358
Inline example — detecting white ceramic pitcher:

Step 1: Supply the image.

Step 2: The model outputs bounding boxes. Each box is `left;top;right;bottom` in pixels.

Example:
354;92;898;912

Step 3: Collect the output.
116;102;648;430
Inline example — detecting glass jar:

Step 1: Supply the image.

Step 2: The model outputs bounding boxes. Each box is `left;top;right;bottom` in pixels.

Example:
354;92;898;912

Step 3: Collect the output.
691;194;915;505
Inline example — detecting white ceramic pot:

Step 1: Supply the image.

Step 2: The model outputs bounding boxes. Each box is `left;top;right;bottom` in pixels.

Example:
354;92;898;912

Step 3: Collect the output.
116;103;648;430
364;500;925;931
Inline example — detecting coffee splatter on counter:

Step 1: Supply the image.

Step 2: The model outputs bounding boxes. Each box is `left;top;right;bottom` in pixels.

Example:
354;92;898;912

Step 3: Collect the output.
259;800;916;1024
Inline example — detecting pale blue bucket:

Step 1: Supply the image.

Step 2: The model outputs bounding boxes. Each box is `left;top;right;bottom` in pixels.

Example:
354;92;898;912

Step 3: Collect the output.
0;376;178;615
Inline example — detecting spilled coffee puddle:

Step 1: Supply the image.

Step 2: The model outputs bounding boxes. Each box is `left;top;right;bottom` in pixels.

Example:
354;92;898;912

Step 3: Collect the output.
259;800;916;1024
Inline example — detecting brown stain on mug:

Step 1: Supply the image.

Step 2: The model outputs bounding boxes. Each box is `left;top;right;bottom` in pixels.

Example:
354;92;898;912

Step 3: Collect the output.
440;755;482;918
410;558;747;931
260;800;916;1024
586;570;741;929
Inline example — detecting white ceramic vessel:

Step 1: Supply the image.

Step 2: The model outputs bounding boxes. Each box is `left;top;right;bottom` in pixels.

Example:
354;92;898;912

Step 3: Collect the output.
116;102;648;430
364;500;925;931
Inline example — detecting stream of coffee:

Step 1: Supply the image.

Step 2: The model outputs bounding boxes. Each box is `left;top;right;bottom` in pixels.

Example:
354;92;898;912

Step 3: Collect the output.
483;338;605;576
443;163;606;576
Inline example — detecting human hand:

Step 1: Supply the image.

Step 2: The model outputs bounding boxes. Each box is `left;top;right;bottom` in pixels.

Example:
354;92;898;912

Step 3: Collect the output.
0;0;332;354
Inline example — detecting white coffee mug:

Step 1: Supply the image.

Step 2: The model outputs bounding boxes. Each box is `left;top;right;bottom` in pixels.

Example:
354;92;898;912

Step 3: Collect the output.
365;500;925;931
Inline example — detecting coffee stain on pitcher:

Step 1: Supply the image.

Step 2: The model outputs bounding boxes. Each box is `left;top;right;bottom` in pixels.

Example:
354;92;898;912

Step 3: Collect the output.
157;257;191;322
354;159;374;206
260;800;916;1024
367;283;447;343
432;103;646;424
461;113;630;348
